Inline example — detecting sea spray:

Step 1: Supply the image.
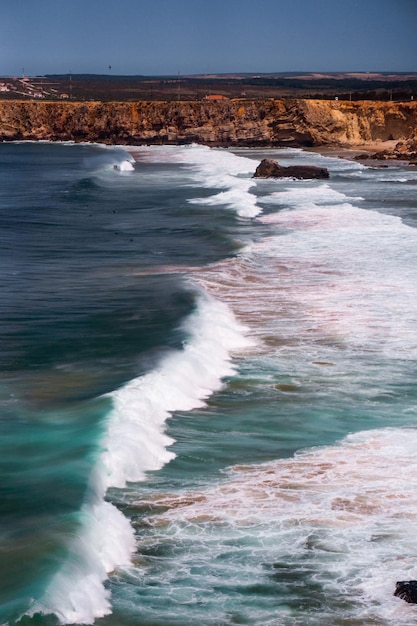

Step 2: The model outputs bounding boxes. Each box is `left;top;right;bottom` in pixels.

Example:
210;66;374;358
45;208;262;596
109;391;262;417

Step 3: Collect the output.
24;469;135;624
28;289;252;624
129;143;261;218
177;143;261;218
102;288;253;488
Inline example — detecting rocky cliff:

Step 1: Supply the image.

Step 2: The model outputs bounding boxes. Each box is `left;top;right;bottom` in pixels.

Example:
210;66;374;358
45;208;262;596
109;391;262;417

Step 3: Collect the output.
0;99;416;155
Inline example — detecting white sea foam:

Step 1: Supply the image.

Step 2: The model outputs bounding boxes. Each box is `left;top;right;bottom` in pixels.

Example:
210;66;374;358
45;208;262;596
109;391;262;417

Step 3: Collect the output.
256;186;417;360
84;147;136;175
102;289;252;488
129;143;261;217
262;182;363;206
189;181;260;218
187;180;417;369
116;159;135;172
138;426;417;624
179;145;260;218
26;498;134;625
31;289;251;624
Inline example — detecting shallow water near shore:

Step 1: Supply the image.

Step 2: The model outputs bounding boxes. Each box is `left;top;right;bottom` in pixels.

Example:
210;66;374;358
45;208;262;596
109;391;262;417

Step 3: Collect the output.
1;142;417;625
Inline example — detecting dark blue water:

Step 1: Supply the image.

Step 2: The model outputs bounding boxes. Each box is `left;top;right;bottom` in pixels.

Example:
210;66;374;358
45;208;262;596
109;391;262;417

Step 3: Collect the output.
2;142;417;626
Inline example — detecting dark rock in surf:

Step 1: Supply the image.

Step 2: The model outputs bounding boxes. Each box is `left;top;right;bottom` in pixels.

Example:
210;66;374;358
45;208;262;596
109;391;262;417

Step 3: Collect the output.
253;158;329;180
394;581;417;603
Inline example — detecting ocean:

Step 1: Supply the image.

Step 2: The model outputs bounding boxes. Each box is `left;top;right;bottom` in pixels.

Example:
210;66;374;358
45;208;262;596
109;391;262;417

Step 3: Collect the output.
1;141;417;626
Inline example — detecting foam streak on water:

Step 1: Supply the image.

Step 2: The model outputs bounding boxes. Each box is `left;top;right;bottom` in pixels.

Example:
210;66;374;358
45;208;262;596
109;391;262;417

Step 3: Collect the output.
138;427;417;625
130;143;261;217
191;176;417;368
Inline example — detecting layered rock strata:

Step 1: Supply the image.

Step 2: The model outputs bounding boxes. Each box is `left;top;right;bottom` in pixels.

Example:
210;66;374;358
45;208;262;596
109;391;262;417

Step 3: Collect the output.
0;99;416;156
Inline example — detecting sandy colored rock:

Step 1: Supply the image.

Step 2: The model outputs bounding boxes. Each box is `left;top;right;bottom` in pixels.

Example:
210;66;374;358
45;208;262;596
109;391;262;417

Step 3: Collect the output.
0;99;416;154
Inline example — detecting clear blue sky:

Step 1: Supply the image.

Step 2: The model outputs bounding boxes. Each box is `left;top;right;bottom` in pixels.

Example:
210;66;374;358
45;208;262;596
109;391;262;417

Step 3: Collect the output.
1;0;416;76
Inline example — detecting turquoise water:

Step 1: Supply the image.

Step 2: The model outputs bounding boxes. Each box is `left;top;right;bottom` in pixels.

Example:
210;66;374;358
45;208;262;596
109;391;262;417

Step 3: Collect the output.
2;143;417;625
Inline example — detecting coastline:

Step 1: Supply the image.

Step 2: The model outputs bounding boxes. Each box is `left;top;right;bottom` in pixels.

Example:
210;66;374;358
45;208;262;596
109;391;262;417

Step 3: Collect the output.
4;136;416;172
0;99;416;159
307;142;417;169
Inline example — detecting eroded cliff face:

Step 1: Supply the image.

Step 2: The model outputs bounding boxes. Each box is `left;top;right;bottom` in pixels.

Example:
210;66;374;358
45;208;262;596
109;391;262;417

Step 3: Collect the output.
297;100;417;147
0;99;416;151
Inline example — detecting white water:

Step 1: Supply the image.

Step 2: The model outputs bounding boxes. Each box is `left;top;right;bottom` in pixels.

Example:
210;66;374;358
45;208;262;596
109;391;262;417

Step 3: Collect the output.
187;174;417;371
140;426;417;625
256;184;417;361
119;150;417;624
103;291;252;489
130;143;261;217
29;290;251;624
23;144;417;625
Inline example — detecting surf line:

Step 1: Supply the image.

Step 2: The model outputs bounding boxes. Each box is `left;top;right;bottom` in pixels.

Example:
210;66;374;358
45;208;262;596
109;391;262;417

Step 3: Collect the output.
25;288;252;625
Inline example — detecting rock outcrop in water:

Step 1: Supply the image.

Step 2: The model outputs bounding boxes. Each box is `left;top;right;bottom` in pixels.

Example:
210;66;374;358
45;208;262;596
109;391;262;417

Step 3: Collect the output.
394;581;417;603
253;158;329;179
0;99;416;156
356;138;417;162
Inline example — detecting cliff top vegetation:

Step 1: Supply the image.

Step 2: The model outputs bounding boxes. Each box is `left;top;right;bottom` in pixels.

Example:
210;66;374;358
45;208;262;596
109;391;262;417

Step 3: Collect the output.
0;72;416;103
